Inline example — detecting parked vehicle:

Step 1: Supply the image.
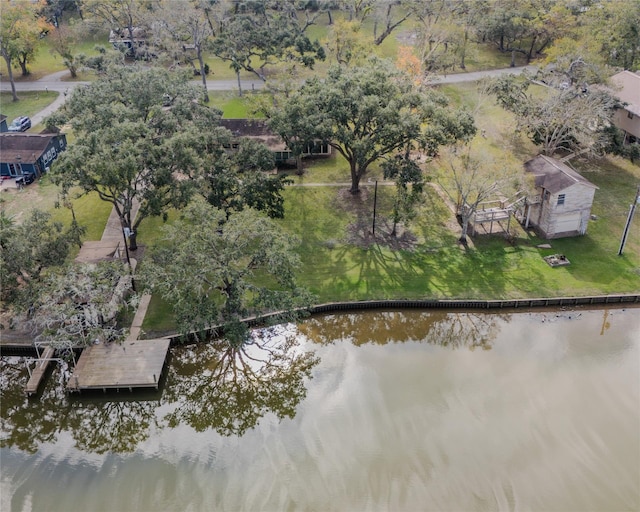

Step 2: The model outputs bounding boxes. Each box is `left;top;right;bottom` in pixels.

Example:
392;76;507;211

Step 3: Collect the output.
8;116;31;132
15;170;36;186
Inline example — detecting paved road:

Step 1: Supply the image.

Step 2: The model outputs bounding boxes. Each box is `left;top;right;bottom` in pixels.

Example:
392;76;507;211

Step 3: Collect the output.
1;65;536;126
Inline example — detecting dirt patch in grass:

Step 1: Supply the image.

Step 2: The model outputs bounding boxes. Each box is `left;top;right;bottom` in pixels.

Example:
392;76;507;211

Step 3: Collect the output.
0;179;61;223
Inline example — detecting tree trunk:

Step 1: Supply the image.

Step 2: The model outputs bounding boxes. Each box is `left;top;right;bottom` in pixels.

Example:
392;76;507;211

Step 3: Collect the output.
197;48;209;103
236;69;243;97
127;24;137;59
129;231;138;251
18;54;28;76
391;216;398;237
459;214;470;244
295;154;304;175
460;30;468;69
527;36;536;63
510;50;516;67
327;9;333;25
350;162;361;194
2;53;18;101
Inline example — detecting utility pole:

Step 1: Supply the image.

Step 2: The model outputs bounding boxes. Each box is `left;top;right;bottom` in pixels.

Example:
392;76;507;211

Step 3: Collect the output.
618;184;640;256
372;180;378;237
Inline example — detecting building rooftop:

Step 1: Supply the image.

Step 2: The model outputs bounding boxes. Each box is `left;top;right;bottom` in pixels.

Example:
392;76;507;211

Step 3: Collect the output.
610;71;640;116
524;155;598;194
219;118;287;151
0;133;62;164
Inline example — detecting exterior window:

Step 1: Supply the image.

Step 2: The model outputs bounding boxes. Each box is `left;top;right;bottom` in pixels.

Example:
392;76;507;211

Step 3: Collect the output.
7;163;22;176
628;111;634;119
557;194;566;206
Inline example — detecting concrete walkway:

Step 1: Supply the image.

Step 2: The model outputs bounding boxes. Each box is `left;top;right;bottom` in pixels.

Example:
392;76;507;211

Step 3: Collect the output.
73;198;151;341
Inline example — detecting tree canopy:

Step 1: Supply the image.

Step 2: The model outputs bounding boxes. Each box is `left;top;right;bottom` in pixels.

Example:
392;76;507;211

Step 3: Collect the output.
50;65;227;250
26;261;134;350
489;71;617;157
0;210;83;306
269;59;476;194
211;0;325;95
140;199;313;344
0;0;51;100
201;137;291;219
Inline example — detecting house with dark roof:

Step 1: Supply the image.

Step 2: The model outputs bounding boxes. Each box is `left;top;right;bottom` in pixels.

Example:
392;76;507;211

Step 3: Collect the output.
0;132;67;180
0;115;8;133
219;119;331;164
610;70;640;143
521;155;598;238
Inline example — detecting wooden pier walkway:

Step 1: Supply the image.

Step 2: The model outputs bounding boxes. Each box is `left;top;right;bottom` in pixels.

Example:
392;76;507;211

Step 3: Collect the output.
67;338;170;393
24;346;55;396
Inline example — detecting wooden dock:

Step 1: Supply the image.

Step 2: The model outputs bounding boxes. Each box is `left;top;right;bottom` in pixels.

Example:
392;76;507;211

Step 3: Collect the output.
67;338;170;393
24;346;55;396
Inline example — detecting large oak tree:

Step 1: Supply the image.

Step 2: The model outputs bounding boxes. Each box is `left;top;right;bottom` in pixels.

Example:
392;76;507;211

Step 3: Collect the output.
140;199;313;344
269;59;476;194
50;65;227;250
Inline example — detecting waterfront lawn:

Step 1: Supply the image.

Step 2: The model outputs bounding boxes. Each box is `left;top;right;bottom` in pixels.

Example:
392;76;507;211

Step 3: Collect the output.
279;180;640;303
140;154;640;334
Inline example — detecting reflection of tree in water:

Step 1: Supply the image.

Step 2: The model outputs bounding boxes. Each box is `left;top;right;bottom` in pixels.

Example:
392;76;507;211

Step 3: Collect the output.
0;358;159;454
163;327;319;437
65;396;160;454
298;311;508;350
1;328;319;452
1;358;63;453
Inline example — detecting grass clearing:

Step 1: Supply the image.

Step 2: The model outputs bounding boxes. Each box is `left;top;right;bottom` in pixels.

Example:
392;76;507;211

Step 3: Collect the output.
276;170;640;304
1;91;59;121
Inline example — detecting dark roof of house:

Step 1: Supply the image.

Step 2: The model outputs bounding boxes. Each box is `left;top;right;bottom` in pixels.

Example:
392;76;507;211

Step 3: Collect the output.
0;133;61;164
524;155;598;193
218;118;287;151
219;119;272;137
0;114;6;122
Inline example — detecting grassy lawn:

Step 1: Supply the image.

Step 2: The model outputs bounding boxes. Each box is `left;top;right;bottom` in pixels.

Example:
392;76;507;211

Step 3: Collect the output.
1;177;112;242
207;91;264;118
1;91;59;121
277;172;640;303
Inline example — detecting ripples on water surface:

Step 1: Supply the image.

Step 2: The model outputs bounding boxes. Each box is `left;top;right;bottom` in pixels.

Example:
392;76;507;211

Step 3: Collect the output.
1;308;639;511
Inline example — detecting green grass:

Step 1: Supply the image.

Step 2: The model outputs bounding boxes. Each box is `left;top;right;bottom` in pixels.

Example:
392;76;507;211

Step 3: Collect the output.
0;91;59;121
276;173;640;303
49;190;113;241
207;92;264;118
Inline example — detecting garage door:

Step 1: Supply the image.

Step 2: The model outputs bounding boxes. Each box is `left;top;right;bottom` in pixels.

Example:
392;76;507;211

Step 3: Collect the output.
554;212;581;234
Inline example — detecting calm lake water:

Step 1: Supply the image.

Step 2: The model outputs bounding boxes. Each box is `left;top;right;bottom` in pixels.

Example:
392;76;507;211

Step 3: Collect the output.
1;308;639;512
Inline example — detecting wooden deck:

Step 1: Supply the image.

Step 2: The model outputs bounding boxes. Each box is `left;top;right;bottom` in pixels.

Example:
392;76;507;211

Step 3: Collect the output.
24;346;55;396
67;338;170;392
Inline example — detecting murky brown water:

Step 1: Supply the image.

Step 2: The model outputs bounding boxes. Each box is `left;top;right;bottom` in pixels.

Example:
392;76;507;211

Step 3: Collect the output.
1;308;639;512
